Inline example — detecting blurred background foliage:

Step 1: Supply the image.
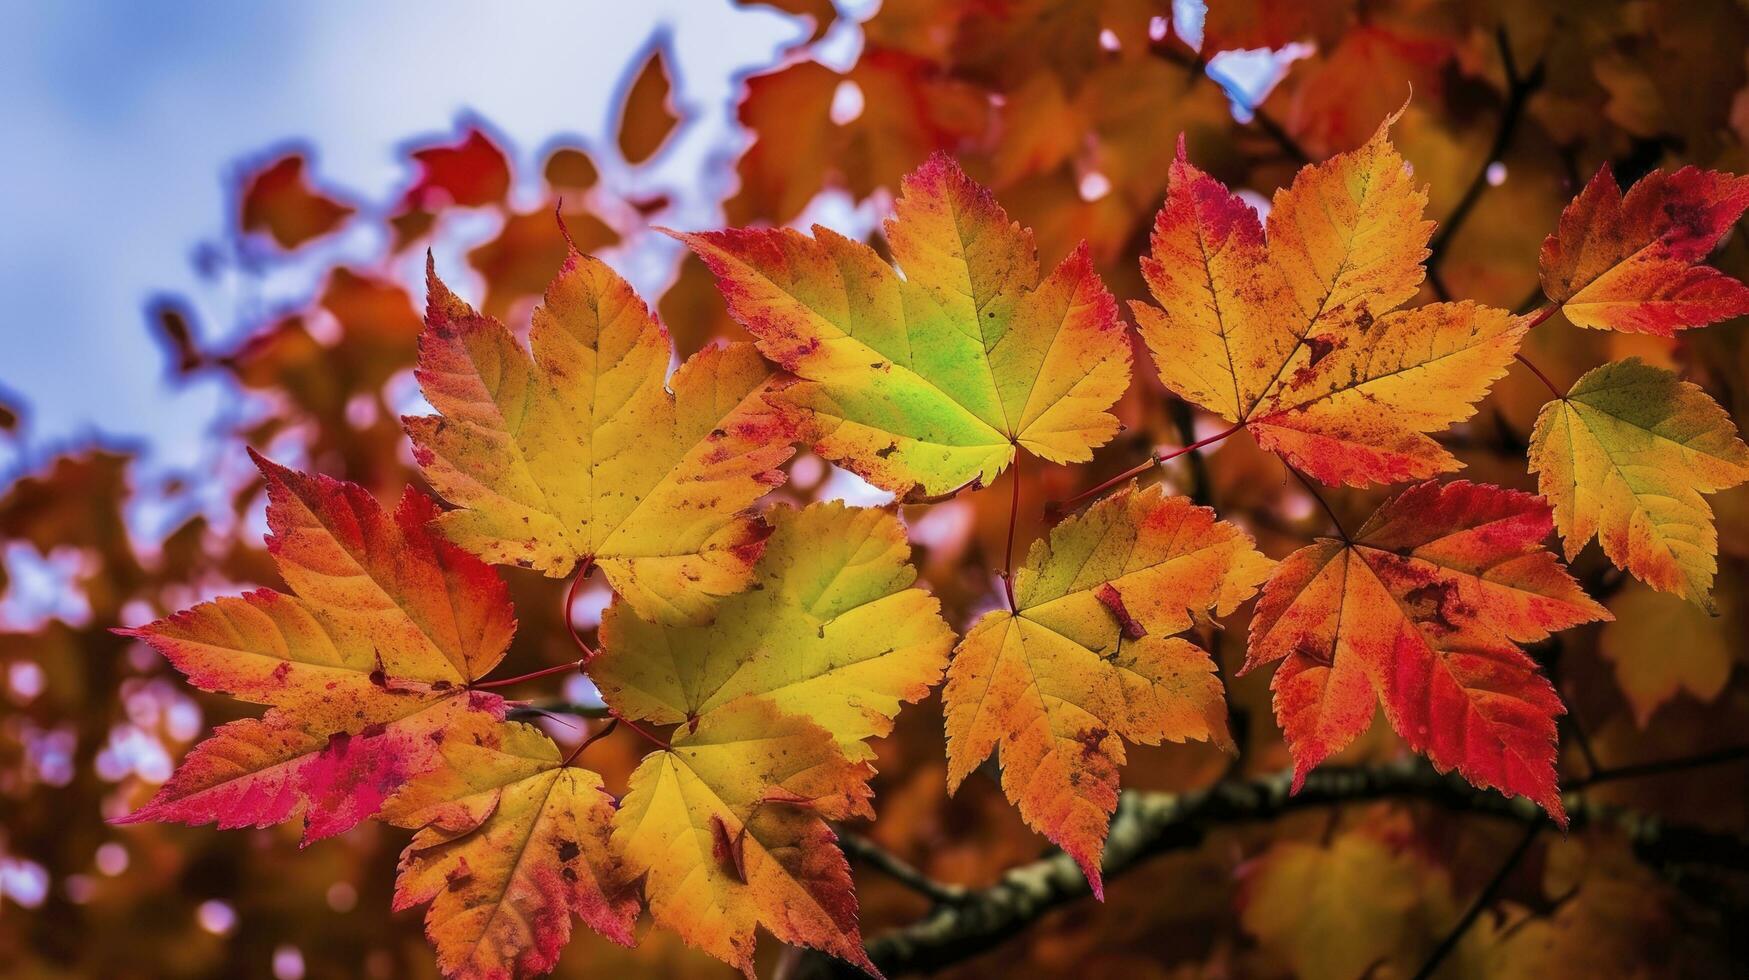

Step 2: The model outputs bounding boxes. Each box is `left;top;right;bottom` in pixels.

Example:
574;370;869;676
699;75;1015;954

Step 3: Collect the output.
4;0;1749;977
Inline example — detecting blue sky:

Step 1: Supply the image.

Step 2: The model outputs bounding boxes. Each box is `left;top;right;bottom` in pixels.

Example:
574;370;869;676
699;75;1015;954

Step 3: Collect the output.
0;0;822;480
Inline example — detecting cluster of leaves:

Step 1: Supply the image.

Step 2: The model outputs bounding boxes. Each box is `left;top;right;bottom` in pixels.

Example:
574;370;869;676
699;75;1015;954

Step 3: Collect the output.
9;2;1749;978
113;101;1749;976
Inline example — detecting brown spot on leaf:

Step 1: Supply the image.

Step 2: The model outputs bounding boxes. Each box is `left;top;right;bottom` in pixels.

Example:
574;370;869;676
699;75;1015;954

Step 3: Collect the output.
710;815;747;883
1073;726;1110;760
1095;583;1147;640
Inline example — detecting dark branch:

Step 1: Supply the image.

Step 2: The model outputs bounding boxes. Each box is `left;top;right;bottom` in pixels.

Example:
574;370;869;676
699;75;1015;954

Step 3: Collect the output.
839;832;970;907
1411;821;1540;980
506;701;611;721
1426;28;1546;298
1150;44;1310;165
796;758;1749;979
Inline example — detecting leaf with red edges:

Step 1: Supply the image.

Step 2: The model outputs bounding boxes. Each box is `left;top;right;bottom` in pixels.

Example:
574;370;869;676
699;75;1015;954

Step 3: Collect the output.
1244;481;1608;822
383;714;639;980
1540;165;1749;335
114;453;515;842
1132;115;1525;488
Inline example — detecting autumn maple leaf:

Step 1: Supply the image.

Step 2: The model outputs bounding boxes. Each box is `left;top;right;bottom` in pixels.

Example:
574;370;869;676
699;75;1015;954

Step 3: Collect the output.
382;713;640;980
406;249;794;626
1528;359;1749;608
943;484;1272;895
1540;164;1749;335
594;501;954;761
1244;481;1610;820
593;501;951;975
680;153;1132;501
613;699;880;979
1132;115;1526;487
114;452;513;842
1528;162;1749;609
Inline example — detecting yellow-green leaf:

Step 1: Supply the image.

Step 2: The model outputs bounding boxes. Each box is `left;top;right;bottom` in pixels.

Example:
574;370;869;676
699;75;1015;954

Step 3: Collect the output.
1528;358;1749;608
594;500;952;761
681;154;1131;500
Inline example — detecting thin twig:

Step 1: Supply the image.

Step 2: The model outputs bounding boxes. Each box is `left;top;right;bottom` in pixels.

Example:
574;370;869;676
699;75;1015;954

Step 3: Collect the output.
1540;637;1603;780
508;701;613;720
1285;464;1348;542
473;658;584;690
1564;708;1603;780
564;561;597;662
839;832;970;907
562;718;618;766
1577;744;1749;789
1170;401;1214;507
1411;822;1540;980
1521;303;1560;330
1151;44;1309;164
612;710;672;751
1426;28;1546;289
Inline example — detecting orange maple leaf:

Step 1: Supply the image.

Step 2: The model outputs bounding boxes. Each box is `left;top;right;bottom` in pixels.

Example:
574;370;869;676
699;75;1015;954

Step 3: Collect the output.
1132;116;1526;487
1244;481;1610;821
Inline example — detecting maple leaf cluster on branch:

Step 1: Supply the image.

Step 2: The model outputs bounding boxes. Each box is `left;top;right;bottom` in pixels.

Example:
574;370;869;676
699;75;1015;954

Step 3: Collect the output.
2;2;1743;978
112;104;1749;978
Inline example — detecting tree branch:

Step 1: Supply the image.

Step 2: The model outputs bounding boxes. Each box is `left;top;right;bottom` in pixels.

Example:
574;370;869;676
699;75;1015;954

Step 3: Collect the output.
1150;44;1309;165
798;757;1749;979
1426;28;1546;299
1411;821;1540;980
506;701;612;721
839;832;971;908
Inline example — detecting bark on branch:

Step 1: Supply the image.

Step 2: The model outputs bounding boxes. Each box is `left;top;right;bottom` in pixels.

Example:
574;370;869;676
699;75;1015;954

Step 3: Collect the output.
798;758;1749;979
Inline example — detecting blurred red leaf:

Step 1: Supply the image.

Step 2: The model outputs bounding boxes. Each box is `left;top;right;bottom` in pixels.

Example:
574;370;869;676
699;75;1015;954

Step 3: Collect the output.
238;152;356;249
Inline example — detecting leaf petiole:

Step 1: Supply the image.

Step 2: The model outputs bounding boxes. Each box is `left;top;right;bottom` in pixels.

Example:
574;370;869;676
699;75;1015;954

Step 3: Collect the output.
472;658;586;690
1059;419;1246;511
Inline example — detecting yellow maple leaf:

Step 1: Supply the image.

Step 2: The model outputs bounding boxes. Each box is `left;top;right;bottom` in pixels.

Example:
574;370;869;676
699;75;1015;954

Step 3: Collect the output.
612;698;878;978
942;483;1272;896
1239;816;1489;980
1132;116;1526;487
407;250;794;626
384;715;639;980
593;500;953;761
1528;358;1749;608
1599;582;1737;727
593;500;949;975
681;154;1132;500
